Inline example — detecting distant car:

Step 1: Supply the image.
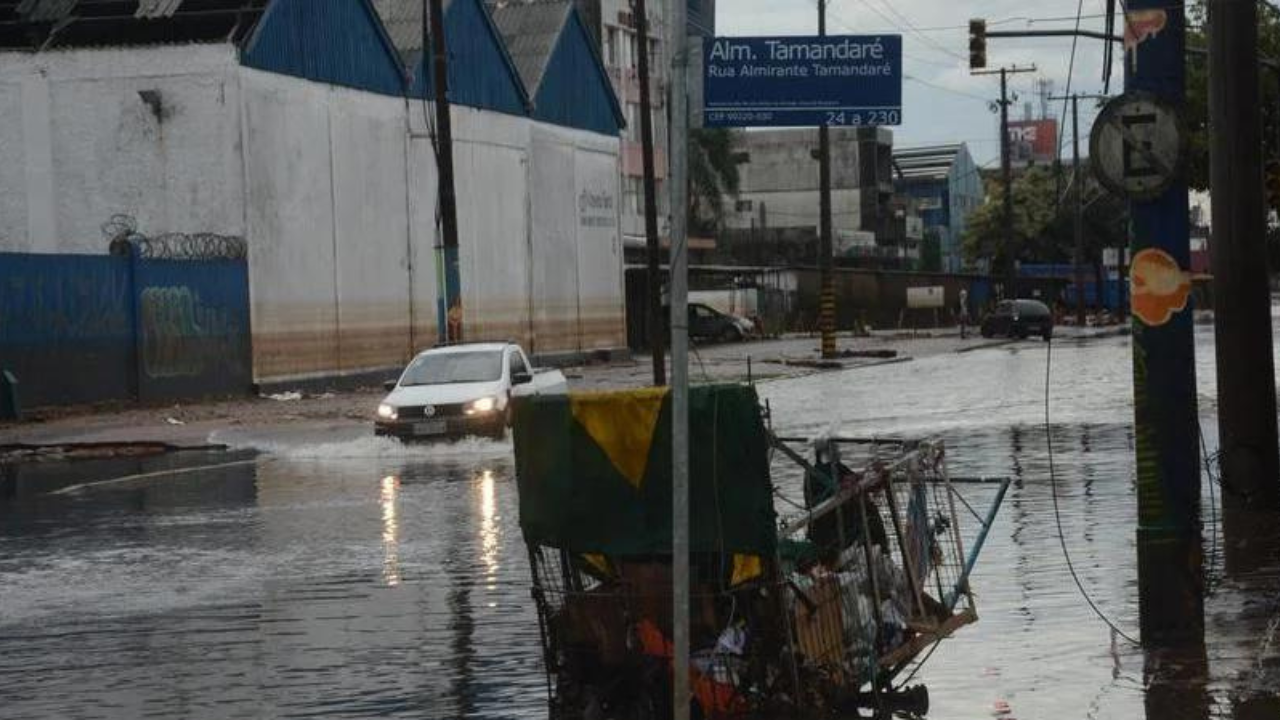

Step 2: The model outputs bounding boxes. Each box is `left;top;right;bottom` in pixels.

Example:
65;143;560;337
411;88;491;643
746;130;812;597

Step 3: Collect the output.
980;299;1054;341
686;303;756;343
375;342;567;440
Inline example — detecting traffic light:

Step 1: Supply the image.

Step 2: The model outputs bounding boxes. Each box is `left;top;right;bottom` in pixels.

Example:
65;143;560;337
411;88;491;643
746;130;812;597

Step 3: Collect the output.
1267;160;1280;213
969;19;987;70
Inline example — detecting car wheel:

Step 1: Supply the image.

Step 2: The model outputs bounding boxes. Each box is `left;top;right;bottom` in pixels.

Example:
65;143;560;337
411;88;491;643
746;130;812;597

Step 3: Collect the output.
719;325;742;343
1014;326;1028;339
1042;329;1053;341
980;325;993;338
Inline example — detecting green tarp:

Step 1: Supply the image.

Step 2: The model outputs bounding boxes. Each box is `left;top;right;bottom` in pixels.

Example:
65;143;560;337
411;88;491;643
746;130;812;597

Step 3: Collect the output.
512;384;777;557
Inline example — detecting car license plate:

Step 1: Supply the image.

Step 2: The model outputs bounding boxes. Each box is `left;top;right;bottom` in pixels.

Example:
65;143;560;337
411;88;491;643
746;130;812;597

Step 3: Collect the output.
413;420;446;435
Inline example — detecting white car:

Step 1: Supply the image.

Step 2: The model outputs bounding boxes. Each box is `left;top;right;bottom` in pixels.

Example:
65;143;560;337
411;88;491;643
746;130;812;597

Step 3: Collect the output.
375;342;567;440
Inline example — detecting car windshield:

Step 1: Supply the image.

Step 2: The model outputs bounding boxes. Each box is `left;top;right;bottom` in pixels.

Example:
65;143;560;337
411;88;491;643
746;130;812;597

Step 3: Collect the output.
1016;300;1050;317
399;351;503;385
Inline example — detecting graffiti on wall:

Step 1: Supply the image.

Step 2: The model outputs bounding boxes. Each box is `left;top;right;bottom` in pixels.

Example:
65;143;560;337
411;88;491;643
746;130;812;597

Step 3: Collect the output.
0;258;132;343
139;285;246;379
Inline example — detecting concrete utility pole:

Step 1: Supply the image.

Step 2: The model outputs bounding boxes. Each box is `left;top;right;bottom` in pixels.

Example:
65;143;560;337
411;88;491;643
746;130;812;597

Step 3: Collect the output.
636;0;665;386
1208;0;1280;562
1071;95;1085;326
1125;0;1204;643
975;66;1035;297
1052;91;1112;324
666;0;690;717
817;0;836;358
428;0;462;343
1000;69;1015;299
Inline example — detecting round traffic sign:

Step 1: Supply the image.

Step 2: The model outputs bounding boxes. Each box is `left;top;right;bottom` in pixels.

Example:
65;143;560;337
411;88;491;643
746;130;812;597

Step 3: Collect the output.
1089;91;1187;201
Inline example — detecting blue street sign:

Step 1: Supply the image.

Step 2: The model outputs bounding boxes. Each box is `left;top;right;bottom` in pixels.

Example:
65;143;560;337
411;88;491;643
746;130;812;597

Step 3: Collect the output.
702;35;902;128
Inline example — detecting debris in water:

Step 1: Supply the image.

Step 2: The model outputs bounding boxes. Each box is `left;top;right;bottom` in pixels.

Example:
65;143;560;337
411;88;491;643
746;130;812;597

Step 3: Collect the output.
264;391;303;402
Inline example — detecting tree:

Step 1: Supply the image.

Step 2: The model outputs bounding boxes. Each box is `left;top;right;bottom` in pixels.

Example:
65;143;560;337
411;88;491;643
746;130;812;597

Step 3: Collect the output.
688;128;742;235
962;164;1129;277
1185;0;1280;191
962;165;1060;267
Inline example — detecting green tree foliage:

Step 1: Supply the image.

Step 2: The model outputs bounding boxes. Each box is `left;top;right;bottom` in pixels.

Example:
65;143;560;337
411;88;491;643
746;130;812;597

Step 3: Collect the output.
963;165;1128;270
1185;0;1280;190
688;128;742;235
962;166;1060;267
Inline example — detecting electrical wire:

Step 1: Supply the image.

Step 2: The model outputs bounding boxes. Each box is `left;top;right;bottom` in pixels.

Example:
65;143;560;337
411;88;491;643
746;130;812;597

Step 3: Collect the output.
1044;336;1143;646
1056;0;1088;161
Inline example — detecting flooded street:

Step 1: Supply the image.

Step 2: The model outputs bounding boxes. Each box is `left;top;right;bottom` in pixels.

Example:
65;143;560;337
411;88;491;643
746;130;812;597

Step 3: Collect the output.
3;329;1278;719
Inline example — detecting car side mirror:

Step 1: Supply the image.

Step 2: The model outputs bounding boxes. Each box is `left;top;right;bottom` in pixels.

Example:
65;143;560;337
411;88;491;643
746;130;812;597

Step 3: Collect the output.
512;371;533;386
383;380;397;391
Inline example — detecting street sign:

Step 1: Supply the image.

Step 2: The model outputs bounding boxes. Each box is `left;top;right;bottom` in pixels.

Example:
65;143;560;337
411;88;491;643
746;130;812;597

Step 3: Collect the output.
1090;91;1186;201
701;35;902;127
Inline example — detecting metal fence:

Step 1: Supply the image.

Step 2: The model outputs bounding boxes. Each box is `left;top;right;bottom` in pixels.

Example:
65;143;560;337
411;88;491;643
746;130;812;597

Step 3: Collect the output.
0;243;251;408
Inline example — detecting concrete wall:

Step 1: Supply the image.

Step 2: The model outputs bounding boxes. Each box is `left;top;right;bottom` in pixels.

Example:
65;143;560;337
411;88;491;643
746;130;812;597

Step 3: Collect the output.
0;45;245;253
1;45;623;387
725;128;863;236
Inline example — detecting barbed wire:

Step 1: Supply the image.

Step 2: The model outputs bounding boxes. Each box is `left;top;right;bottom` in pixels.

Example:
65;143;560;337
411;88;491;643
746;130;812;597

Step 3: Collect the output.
101;214;247;261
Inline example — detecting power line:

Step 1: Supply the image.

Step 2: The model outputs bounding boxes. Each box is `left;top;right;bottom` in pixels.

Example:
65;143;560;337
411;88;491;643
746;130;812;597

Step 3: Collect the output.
905;74;991;102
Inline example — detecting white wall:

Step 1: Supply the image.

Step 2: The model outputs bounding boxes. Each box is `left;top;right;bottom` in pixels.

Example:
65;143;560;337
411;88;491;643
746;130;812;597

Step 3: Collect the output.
528;123;625;355
0;45;244;253
451;106;532;348
0;45;624;383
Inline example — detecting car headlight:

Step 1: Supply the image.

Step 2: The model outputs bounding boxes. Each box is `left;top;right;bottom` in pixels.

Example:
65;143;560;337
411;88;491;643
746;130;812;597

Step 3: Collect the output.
377;403;398;420
466;396;499;415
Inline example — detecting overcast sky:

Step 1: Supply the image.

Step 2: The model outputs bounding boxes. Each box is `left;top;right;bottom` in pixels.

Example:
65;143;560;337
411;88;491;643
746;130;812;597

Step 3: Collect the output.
717;0;1122;167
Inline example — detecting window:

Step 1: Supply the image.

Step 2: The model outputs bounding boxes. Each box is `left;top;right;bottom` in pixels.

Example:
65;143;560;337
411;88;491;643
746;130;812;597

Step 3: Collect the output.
736;200;754;213
508;350;529;378
400;351;502;385
606;27;618;67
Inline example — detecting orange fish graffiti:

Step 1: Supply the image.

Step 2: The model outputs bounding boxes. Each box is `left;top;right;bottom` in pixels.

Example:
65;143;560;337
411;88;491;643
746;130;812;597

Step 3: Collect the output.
1130;247;1191;326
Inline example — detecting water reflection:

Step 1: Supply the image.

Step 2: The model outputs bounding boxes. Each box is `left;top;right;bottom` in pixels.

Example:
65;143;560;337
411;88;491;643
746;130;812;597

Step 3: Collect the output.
381;474;401;587
478;468;500;591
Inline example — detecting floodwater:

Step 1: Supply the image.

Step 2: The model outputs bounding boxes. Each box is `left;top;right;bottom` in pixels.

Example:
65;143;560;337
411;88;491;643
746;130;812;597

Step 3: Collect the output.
2;326;1278;719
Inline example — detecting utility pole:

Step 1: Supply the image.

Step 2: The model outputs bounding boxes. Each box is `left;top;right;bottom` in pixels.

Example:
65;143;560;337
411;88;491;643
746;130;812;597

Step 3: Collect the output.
428;0;462;343
636;0;665;386
666;0;690;717
1000;68;1014;299
1052;92;1111;326
1124;0;1203;644
818;0;836;359
1208;0;1280;562
1071;95;1085;326
973;65;1035;299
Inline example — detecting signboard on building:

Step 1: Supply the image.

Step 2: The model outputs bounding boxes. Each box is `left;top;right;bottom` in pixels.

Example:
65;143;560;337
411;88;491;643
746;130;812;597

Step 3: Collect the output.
700;35;902;127
907;286;946;309
836;229;877;256
1007;119;1058;167
917;196;943;211
905;216;924;240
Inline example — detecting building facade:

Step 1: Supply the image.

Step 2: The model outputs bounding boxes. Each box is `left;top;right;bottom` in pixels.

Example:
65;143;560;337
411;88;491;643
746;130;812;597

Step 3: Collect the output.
0;0;626;404
593;0;714;249
892;144;985;273
721;127;911;268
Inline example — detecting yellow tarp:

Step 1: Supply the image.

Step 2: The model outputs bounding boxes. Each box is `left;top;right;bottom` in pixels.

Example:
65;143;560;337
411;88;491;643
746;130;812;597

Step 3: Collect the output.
570;387;669;489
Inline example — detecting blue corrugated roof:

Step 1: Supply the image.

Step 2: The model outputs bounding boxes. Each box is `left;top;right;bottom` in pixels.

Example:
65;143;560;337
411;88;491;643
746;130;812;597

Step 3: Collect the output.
491;1;623;135
242;0;406;96
406;0;529;115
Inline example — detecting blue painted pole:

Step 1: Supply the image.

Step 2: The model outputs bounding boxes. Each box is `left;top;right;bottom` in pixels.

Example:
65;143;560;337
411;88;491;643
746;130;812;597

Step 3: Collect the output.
946;476;1011;611
1125;0;1204;643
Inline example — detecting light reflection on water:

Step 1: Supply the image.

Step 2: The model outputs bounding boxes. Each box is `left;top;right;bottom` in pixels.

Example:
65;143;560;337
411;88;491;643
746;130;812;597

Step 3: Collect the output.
0;328;1275;719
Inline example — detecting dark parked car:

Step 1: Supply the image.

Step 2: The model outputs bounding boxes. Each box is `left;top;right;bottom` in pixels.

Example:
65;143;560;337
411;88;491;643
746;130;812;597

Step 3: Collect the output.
663;303;755;343
980;299;1054;340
